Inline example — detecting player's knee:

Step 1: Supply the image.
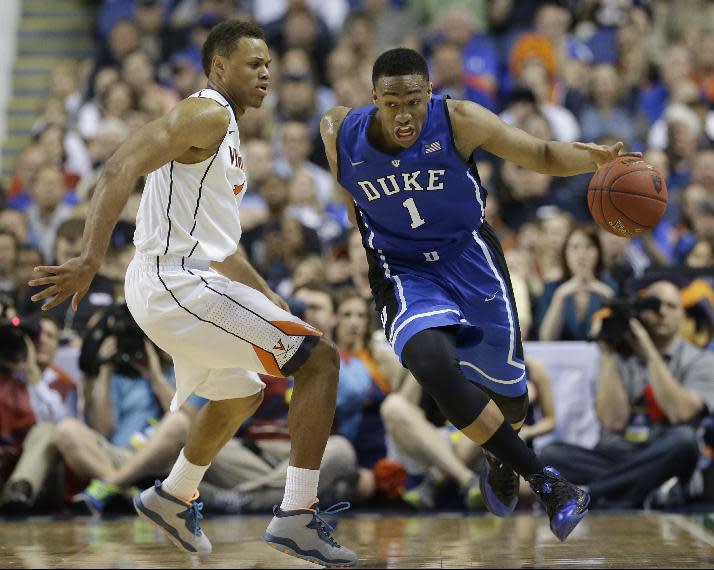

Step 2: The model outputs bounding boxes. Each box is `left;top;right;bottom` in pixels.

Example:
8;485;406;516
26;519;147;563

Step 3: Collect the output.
306;338;340;378
402;343;458;393
499;392;529;426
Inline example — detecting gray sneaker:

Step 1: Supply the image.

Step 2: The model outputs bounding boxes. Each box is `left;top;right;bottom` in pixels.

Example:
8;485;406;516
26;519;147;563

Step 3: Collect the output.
133;481;212;556
262;501;357;567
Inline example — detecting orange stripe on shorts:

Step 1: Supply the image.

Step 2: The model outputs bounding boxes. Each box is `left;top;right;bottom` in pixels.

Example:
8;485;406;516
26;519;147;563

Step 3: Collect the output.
253;346;284;377
271;320;323;337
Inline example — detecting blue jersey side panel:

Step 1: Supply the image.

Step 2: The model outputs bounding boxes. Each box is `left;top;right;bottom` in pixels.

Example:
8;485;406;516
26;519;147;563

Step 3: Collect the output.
337;95;486;263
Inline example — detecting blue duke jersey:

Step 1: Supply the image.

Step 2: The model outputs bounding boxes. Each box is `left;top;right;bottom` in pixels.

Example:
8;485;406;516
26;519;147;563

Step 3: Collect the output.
336;95;527;398
337;95;486;263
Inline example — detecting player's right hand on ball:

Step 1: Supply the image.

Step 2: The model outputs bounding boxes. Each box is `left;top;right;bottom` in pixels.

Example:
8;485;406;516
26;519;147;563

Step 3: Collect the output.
29;256;99;311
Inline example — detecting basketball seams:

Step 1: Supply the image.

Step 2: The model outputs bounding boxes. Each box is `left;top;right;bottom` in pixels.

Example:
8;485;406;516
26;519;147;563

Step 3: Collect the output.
606;193;655;228
607;188;668;204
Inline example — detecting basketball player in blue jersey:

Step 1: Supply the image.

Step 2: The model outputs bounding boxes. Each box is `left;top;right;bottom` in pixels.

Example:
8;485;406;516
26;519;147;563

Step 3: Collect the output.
29;20;356;567
322;48;640;541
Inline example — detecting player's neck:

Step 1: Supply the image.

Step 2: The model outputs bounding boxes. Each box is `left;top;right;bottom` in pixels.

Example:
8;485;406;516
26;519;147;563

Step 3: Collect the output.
206;80;245;118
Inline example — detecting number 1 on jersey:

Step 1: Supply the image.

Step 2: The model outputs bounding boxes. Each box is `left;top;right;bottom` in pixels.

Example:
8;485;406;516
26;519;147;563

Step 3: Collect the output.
403;198;426;229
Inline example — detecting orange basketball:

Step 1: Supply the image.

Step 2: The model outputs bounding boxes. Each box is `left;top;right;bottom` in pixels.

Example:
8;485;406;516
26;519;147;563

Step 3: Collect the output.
587;157;668;237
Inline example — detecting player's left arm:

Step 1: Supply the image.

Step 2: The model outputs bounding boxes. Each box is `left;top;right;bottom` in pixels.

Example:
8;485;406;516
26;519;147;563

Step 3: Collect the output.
211;250;289;311
446;99;639;176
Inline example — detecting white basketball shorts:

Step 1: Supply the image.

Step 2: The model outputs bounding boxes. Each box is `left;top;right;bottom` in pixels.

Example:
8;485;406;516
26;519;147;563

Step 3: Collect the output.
125;254;322;410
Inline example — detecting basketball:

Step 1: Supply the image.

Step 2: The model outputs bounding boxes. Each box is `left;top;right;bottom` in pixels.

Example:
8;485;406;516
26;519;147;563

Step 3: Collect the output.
587;157;668;237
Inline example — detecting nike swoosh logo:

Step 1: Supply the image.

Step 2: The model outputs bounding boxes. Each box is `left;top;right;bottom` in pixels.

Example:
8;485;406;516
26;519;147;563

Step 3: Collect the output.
485;293;497;302
351;160;365;166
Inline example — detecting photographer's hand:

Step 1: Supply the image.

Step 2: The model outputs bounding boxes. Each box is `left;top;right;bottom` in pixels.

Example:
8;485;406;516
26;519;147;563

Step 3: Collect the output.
98;336;118;364
29;256;99;311
628;318;657;358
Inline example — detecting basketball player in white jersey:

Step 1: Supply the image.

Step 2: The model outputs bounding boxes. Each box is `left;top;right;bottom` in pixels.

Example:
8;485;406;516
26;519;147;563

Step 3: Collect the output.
29;20;357;568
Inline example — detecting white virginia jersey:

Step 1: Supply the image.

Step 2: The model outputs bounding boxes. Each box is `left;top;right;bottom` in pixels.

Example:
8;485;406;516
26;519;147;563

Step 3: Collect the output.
134;88;247;262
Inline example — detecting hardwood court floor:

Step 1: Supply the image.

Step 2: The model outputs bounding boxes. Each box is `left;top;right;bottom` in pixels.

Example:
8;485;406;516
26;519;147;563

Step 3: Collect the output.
1;512;714;568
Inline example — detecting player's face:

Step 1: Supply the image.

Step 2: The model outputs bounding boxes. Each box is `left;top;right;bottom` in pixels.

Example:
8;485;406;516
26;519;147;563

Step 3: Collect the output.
373;74;432;149
221;37;271;110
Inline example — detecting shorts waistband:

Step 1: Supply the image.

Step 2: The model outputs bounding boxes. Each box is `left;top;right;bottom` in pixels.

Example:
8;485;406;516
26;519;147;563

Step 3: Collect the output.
132;254;212;271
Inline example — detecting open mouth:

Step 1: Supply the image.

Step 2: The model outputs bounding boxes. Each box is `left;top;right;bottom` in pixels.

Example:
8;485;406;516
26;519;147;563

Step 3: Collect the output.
256;86;268;97
394;126;415;142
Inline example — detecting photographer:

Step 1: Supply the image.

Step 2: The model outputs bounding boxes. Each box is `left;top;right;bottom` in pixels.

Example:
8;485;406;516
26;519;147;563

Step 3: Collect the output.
54;306;173;510
0;314;78;512
539;280;714;508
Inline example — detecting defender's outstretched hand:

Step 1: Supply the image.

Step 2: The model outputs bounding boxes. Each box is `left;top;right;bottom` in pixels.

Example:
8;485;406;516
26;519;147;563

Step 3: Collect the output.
573;141;642;169
28;257;98;311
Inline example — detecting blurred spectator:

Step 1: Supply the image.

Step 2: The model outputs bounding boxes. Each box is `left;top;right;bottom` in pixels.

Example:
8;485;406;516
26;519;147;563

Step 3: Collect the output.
34;124;90;188
340;11;378;67
241;172;321;295
539;224;614;341
255;0;349;35
23;165;76;262
77;67;122;141
0;231;18;303
360;0;418;53
133;0;174;62
333;288;408;503
55;335;170;506
48;61;82;124
168;53;207;99
0;210;30;246
579;64;637;147
120;49;179;116
12;246;44;317
41;218;124;340
6;145;47;204
97;19;141;69
265;4;334;86
540;280;714;508
0;314;78;513
680;279;714;350
275;120;333;206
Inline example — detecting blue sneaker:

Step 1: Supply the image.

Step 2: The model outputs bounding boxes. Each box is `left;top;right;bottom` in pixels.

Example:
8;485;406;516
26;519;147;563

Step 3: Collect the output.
528;467;590;542
133;481;211;556
262;500;357;567
479;451;519;516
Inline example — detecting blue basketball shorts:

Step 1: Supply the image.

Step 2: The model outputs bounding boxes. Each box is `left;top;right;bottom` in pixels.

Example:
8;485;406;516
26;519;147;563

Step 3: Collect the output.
367;222;527;398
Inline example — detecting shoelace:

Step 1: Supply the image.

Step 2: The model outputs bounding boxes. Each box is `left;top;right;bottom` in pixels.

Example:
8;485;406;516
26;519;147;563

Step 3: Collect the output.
312;502;351;548
187;501;205;537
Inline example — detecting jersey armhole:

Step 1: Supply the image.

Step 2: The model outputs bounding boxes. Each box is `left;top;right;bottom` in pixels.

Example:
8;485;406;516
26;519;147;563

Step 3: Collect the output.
335;109;355;182
443;97;484;188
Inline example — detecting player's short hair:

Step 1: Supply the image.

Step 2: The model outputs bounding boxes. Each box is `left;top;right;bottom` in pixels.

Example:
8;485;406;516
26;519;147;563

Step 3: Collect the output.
372;48;429;87
201;19;266;77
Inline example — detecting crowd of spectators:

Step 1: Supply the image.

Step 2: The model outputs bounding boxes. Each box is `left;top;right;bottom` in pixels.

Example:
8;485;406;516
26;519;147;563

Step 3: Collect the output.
1;0;713;517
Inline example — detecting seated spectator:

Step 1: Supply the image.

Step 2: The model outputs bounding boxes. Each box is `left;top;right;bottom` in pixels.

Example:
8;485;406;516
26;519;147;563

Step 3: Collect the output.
0;210;30;247
77;67;121;141
168;53;207;100
384;357;555;511
55;329;173;514
539;224;614;341
0;314;78;513
540;280;714;509
120;49;178;116
332;288;409;503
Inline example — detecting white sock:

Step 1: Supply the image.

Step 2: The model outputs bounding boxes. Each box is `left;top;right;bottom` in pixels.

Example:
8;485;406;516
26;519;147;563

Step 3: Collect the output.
280;466;320;511
162;449;210;501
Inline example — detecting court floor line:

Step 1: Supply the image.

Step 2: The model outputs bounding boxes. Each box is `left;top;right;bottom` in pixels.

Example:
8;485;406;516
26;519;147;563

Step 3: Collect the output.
667;514;714;548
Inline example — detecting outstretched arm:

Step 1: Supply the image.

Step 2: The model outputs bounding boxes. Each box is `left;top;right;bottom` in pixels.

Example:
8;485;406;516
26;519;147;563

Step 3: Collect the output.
29;98;230;310
320;106;357;226
447;99;640;177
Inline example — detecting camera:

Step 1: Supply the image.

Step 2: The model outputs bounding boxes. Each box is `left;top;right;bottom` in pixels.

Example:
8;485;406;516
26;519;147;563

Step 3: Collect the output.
79;302;147;377
0;314;41;371
595;295;661;356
